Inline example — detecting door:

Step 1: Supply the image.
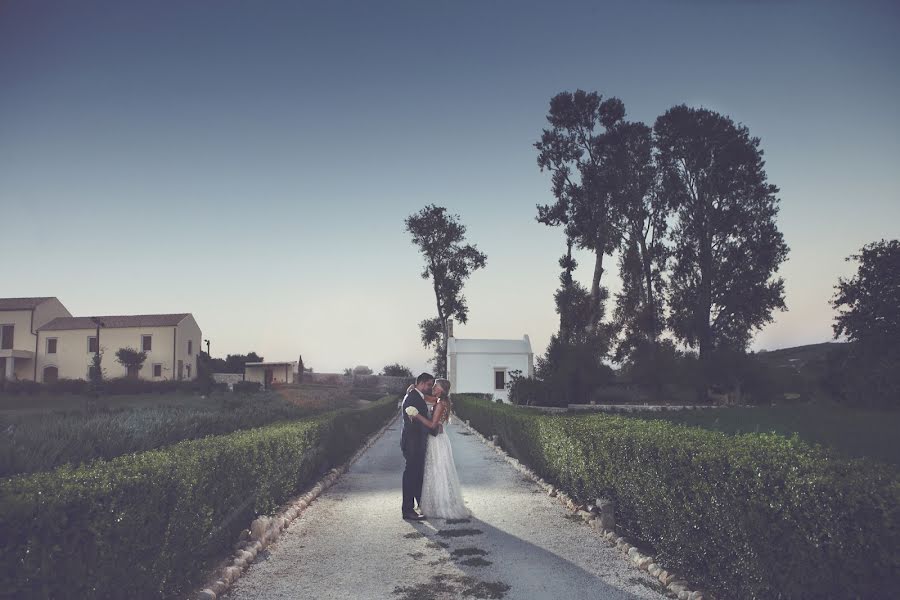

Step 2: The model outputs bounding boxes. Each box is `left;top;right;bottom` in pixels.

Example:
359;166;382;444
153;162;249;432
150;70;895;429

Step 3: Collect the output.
264;368;274;389
43;366;59;383
177;360;184;380
0;357;6;382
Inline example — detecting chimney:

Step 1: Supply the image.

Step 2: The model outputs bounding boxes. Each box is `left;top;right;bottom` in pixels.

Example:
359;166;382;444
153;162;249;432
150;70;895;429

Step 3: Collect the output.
447;319;454;338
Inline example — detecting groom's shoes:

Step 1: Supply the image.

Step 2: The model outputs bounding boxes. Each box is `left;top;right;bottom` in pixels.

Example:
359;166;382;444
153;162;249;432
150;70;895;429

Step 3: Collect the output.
402;510;426;521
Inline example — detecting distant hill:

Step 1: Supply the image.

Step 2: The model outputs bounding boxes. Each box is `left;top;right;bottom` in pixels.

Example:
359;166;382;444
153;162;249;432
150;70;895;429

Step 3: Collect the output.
755;342;845;370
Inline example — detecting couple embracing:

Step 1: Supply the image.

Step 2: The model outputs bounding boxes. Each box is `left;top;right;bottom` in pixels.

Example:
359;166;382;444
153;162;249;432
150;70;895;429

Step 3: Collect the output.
400;373;470;521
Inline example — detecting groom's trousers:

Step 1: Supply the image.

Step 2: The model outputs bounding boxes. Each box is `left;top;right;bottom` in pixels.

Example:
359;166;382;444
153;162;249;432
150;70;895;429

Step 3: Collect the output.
402;451;425;513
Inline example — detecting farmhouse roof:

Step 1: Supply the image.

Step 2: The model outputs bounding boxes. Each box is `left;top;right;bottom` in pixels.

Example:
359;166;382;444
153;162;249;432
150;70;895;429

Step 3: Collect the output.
448;335;533;355
39;314;191;331
0;297;58;310
245;362;296;367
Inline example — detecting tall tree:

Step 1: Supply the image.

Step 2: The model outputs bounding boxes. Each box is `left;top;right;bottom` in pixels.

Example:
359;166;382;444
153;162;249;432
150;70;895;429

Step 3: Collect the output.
536;234;611;405
555;237;592;345
405;205;487;376
535;90;628;328
223;352;263;374
831;239;900;348
654;105;789;371
381;363;414;378
607;120;669;364
828;239;900;407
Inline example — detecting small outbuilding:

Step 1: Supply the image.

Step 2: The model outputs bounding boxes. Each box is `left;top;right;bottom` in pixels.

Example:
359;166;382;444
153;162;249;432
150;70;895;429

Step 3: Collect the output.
447;333;533;403
244;361;296;388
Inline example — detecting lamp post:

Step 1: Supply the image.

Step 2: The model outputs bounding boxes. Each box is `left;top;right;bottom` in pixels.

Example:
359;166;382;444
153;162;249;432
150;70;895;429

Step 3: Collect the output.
204;339;210;358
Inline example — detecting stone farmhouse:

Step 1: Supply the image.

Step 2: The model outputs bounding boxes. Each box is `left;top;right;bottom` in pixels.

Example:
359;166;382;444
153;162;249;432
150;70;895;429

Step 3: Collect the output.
0;297;201;383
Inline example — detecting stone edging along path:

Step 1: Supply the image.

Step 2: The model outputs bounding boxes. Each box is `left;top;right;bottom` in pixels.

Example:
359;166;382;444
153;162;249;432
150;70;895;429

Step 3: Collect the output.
190;416;397;600
457;419;712;600
190;413;711;600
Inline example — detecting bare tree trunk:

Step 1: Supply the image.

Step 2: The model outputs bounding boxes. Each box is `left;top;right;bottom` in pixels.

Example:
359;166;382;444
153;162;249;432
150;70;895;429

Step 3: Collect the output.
697;233;714;402
638;233;663;399
590;251;605;327
560;239;575;345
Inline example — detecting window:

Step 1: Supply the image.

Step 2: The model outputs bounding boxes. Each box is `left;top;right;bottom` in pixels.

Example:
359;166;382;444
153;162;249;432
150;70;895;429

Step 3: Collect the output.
142;335;152;352
0;325;13;350
88;336;98;353
153;364;162;377
47;338;58;354
187;340;192;356
494;369;506;391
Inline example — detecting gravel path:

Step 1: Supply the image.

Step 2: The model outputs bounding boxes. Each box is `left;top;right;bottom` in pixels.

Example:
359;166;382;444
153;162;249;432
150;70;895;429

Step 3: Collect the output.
224;416;669;600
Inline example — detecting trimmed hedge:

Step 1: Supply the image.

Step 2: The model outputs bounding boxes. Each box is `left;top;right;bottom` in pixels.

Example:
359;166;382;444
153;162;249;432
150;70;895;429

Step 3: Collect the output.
454;395;900;599
0;378;211;396
232;380;262;393
0;396;397;599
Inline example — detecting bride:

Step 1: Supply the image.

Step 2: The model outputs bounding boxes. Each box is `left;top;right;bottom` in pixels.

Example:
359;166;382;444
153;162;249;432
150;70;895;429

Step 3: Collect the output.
409;378;470;519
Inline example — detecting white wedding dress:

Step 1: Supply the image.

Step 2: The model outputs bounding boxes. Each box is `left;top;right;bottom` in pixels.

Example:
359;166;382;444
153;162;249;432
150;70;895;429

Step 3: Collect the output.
420;405;470;519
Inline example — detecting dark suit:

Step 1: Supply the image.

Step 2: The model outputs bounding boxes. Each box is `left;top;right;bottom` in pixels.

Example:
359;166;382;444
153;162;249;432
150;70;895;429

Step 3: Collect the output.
400;389;437;514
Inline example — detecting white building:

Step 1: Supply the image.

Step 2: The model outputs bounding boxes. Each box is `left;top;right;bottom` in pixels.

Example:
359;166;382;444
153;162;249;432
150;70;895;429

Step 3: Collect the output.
0;297;72;382
244;361;296;388
0;297;201;383
447;333;534;403
37;313;202;382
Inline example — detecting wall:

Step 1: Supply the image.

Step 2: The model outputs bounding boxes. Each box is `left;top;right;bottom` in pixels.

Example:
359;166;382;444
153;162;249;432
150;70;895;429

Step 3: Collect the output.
36;325;185;381
212;373;243;390
1;302;70;380
452;352;532;403
174;315;202;381
305;372;411;393
0;310;34;353
32;299;72;330
244;364;293;386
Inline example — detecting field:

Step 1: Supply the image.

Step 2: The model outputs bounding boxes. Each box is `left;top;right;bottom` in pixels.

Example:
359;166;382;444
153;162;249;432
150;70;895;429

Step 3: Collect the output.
625;402;900;467
0;383;387;478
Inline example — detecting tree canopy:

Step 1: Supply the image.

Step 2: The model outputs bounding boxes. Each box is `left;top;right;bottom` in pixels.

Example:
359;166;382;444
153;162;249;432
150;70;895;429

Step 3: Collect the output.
406;204;486;376
654;105;789;358
831;239;900;348
381;363;413;378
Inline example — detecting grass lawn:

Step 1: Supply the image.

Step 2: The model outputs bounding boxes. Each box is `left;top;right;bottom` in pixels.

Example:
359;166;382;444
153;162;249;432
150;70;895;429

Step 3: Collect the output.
0;384;388;478
626;402;900;467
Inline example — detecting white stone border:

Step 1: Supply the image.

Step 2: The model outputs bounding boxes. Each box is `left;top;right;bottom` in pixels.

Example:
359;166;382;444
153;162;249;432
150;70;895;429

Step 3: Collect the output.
459;419;712;600
190;415;397;600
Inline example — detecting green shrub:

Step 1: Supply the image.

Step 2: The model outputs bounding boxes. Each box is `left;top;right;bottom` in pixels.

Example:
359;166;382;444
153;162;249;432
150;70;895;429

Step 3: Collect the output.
232;381;262;393
454;395;900;599
0;380;41;395
1;378;205;397
351;388;386;402
0;397;396;599
826;343;900;409
506;371;554;406
0;391;356;478
46;378;89;395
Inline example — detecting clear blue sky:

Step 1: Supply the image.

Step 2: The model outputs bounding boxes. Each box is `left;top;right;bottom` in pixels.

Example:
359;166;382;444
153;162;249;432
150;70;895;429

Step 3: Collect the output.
2;0;898;373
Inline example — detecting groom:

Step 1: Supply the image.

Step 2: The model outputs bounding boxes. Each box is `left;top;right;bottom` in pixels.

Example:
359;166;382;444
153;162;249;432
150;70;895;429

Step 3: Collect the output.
401;372;438;521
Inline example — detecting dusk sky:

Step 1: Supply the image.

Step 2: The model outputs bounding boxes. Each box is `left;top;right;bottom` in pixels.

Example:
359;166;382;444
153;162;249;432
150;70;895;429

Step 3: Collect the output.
2;0;898;374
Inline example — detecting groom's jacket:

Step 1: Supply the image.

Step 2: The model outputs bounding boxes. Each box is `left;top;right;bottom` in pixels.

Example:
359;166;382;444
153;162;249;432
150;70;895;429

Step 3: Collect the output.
400;389;438;459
